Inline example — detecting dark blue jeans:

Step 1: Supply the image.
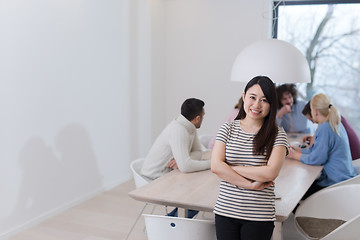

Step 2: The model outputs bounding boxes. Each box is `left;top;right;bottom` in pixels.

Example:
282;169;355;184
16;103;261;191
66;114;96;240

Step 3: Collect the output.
167;207;198;218
293;180;325;214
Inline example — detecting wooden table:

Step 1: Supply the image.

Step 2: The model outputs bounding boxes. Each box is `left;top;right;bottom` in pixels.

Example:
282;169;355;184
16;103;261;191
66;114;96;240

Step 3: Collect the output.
129;134;323;240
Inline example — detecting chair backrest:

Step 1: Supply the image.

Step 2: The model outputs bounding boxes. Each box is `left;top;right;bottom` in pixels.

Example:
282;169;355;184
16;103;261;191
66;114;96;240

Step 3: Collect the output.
327;173;360;189
143;214;216;240
198;134;213;150
322;214;360;240
130;158;150;188
352;158;360;166
295;184;360;239
296;184;360;220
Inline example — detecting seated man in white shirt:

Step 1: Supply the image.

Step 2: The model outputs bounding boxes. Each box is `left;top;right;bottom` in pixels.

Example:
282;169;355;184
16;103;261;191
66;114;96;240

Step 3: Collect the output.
141;98;211;218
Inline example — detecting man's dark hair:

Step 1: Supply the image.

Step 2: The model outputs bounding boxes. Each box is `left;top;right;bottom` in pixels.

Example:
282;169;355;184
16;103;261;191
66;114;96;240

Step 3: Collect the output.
181;98;205;121
302;101;312;117
276;84;298;109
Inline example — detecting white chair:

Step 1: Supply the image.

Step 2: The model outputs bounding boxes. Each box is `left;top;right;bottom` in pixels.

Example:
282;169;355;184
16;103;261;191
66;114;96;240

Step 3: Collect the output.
198;134;213;150
326;173;360;189
353;158;360;167
143;214;216;240
126;158;152;240
295;184;360;240
130;158;151;188
353;159;360;174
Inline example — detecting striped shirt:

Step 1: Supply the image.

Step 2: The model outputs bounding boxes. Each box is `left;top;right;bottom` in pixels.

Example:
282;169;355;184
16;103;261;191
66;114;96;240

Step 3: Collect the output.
213;120;288;221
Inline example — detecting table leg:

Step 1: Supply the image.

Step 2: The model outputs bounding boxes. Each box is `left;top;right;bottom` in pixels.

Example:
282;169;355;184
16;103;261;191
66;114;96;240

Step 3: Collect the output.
272;222;283;240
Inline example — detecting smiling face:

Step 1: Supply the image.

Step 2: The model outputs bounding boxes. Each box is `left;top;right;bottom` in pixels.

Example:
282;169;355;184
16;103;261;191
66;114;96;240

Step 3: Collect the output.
242;84;270;121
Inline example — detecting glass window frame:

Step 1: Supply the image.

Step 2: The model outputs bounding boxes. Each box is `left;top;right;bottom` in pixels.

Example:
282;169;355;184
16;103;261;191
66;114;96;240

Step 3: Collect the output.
272;0;360;136
272;0;360;38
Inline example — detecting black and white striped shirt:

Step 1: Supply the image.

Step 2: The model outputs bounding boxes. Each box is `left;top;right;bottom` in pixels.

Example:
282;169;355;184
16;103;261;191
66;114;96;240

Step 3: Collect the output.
213;120;288;221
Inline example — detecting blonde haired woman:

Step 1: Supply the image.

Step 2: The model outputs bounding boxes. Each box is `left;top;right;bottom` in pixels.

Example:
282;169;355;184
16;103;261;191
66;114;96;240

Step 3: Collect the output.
288;93;356;199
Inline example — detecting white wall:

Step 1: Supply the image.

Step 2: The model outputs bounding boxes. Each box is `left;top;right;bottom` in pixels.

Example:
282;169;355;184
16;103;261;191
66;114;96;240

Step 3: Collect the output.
0;0;272;237
0;0;148;238
150;0;272;138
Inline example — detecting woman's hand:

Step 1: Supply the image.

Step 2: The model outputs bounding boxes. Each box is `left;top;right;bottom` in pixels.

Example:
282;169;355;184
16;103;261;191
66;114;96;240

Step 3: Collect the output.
289;145;301;152
287;148;301;160
249;181;274;190
302;135;312;143
302;135;314;147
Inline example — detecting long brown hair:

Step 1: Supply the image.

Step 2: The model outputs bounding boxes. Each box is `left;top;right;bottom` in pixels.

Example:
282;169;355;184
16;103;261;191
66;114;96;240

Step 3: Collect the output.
235;76;278;160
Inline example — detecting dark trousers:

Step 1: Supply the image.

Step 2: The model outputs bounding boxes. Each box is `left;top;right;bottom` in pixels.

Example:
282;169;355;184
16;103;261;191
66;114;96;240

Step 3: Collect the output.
215;214;274;240
301;180;325;200
293;180;325;214
167;207;198;218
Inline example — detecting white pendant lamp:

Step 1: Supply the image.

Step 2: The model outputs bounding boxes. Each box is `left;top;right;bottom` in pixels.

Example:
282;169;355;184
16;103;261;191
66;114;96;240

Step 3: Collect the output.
230;39;311;83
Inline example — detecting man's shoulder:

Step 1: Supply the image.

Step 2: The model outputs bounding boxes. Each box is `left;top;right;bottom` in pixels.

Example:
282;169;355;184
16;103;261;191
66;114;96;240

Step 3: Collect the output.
162;119;189;138
168;118;187;129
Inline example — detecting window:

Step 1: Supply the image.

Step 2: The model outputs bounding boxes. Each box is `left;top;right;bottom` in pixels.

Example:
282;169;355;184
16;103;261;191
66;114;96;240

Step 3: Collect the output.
273;0;360;135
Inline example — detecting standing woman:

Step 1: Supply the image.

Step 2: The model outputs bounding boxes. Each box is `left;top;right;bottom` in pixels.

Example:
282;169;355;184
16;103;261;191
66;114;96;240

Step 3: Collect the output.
211;76;288;240
288;94;356;198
